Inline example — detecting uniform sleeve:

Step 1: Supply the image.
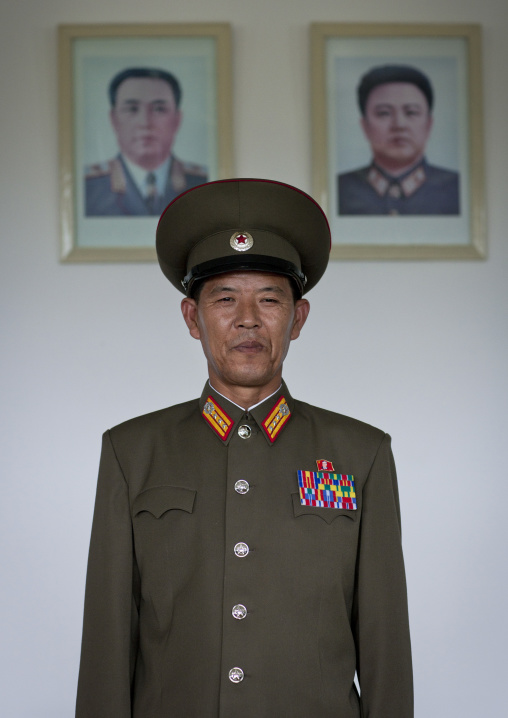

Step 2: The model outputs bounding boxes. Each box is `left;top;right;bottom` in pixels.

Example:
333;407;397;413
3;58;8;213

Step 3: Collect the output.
76;431;140;717
353;434;413;717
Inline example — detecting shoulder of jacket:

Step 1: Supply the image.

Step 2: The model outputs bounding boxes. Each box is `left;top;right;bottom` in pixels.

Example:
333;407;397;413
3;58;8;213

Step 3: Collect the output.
85;160;111;179
338;166;372;184
425;163;459;182
173;156;208;178
294;399;386;441
85;157;123;179
184;162;208;178
108;397;200;437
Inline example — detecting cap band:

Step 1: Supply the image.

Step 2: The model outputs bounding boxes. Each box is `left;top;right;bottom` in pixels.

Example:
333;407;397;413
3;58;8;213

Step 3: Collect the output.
182;255;307;295
186;228;301;271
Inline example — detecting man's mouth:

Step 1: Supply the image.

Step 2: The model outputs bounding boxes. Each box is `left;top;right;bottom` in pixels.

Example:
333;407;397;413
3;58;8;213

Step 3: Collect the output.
234;341;264;353
389;136;411;146
136;134;157;144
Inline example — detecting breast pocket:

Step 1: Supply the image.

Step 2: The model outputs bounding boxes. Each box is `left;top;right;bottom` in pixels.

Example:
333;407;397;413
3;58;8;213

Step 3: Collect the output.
132;485;196;519
291;493;358;525
132;486;198;599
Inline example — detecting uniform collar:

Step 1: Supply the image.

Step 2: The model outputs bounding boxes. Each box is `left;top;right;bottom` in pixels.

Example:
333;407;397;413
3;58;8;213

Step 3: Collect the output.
367;159;427;198
120;154;170;197
199;380;294;445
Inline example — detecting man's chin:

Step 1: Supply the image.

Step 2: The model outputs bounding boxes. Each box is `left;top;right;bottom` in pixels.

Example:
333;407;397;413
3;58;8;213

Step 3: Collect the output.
128;149;168;170
375;151;422;174
385;147;419;162
220;366;279;390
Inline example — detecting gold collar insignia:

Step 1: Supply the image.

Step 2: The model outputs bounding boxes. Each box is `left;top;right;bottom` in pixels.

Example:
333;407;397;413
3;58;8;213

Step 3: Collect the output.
202;396;234;441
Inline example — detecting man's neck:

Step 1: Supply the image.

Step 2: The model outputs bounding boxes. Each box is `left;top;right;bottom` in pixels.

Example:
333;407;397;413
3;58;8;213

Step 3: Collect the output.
121;154;170;194
373;154;424;178
208;376;283;410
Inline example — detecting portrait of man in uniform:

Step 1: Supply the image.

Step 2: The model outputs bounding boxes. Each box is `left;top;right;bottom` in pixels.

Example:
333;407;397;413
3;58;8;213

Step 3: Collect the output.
338;64;460;216
85;67;208;217
75;179;413;717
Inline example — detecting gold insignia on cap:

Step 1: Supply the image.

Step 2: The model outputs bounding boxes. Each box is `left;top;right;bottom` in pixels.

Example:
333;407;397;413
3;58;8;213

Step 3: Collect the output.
202;396;233;441
230;231;254;252
262;396;291;443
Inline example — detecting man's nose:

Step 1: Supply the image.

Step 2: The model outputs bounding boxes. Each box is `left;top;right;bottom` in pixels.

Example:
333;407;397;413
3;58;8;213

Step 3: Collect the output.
392;109;408;127
235;299;261;328
137;105;152;125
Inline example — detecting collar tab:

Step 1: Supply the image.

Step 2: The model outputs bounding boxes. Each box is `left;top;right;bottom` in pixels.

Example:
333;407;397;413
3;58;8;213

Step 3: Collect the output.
368;161;427;198
261;395;291;443
202;396;234;441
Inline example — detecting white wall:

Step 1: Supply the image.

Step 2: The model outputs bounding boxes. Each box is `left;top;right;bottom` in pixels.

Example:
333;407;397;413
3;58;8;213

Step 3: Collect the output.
1;0;507;715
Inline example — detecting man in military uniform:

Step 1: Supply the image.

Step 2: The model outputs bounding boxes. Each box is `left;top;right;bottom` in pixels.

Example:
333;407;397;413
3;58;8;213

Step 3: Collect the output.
85;67;208;217
76;179;413;717
338;64;460;215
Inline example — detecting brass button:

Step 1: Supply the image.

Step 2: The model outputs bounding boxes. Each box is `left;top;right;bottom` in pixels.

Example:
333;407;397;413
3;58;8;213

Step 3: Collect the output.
234;542;249;558
229;667;244;683
232;604;247;620
238;424;252;439
234;480;250;494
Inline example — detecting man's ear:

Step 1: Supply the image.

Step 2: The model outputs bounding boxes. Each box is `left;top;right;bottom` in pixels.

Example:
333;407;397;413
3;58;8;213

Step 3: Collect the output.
360;115;369;140
174;109;183;134
290;298;310;341
181;297;201;340
426;112;434;136
109;107;118;133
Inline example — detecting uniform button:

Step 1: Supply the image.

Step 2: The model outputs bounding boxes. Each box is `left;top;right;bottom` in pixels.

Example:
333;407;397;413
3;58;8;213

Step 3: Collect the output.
229;667;244;683
234;542;249;557
234;480;250;494
232;604;247;620
237;424;252;439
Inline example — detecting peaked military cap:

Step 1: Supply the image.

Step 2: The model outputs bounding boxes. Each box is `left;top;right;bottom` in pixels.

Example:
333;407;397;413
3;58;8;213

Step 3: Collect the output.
156;178;331;296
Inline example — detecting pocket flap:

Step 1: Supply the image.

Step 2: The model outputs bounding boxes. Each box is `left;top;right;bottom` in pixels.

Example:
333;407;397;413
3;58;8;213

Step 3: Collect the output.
291;493;357;524
133;486;196;518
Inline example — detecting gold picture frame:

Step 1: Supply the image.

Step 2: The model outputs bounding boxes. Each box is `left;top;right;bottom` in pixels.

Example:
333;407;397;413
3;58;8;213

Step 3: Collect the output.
311;23;486;260
59;23;233;262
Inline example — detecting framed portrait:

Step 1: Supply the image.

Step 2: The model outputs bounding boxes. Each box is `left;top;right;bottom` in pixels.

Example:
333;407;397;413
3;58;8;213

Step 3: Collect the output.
59;23;233;262
311;23;486;260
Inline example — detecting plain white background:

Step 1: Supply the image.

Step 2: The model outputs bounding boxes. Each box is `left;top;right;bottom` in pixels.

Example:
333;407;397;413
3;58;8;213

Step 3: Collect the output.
1;0;507;716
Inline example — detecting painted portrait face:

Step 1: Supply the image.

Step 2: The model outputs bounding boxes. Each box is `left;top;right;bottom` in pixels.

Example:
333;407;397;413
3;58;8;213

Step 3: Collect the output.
110;77;182;170
361;82;433;174
181;272;309;398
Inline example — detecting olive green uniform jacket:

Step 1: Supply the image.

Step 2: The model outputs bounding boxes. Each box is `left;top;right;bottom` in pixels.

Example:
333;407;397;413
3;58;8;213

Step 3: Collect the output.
76;382;413;717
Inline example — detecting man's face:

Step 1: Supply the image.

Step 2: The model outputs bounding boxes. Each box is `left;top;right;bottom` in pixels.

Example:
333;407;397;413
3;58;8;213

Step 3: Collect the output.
361;82;433;173
181;272;310;396
110;77;182;170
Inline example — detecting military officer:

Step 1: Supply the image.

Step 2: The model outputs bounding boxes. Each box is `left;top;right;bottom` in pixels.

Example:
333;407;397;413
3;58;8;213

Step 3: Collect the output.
85;67;208;217
76;178;413;717
338;64;460;215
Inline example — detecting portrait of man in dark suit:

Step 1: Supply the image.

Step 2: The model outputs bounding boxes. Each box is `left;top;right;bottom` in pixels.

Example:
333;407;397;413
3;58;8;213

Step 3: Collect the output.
85;67;208;217
338;64;460;216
